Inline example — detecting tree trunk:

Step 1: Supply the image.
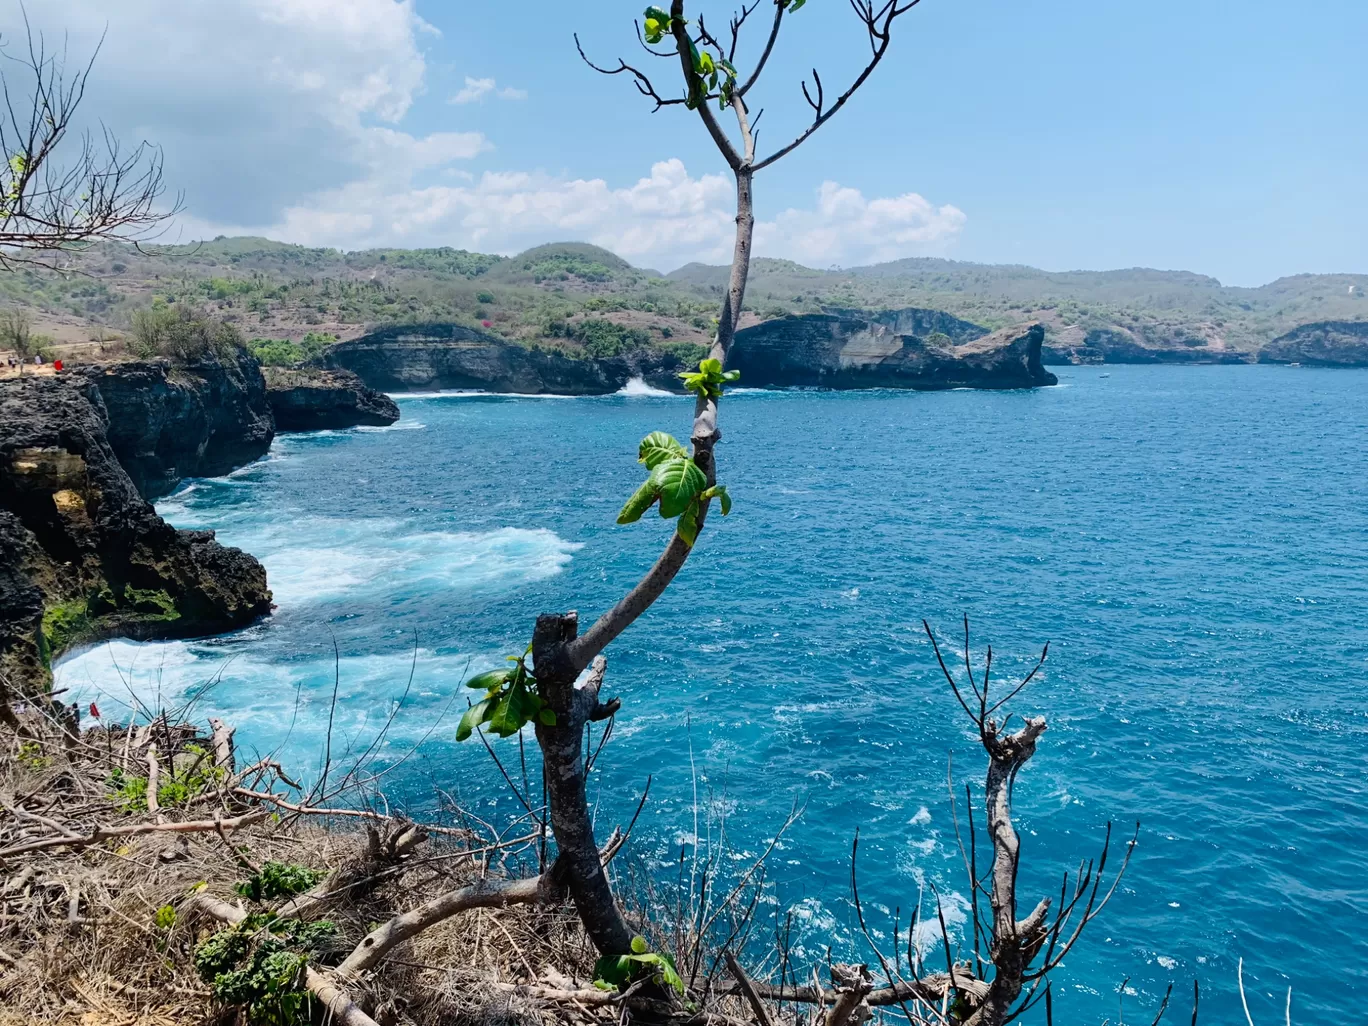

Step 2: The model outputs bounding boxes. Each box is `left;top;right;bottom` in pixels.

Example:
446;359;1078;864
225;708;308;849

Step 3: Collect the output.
533;613;633;955
532;169;757;956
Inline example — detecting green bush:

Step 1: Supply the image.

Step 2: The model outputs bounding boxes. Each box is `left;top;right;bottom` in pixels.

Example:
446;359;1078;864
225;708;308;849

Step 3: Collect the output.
573;318;651;359
128;305;244;361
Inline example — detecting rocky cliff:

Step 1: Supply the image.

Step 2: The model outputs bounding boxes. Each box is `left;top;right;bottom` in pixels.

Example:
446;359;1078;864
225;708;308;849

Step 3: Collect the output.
264;367;400;431
322;323;690;395
0;377;272;698
1258;320;1368;367
326;314;1056;394
729;313;1057;389
1041;327;1253;365
86;347;275;500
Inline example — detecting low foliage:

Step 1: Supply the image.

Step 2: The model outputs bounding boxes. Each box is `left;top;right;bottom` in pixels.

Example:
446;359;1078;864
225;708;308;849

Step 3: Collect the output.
194;913;336;1026
234;862;327;902
247;331;337;367
126;304;244;361
593;934;685;995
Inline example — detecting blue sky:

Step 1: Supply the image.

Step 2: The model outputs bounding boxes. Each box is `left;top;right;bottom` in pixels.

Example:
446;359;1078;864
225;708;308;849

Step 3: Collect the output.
18;0;1367;284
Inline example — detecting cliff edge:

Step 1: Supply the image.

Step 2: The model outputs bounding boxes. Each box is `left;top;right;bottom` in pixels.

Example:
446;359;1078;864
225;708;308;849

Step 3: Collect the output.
0;377;272;697
1258;320;1368;367
730;313;1057;390
264;366;400;431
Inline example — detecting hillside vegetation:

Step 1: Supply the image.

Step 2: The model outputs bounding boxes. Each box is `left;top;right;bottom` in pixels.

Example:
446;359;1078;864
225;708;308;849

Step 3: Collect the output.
3;236;1365;359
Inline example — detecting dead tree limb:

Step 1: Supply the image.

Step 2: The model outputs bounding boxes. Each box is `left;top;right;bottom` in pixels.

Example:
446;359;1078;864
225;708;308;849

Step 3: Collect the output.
0;13;178;269
0;807;267;858
925;619;1138;1026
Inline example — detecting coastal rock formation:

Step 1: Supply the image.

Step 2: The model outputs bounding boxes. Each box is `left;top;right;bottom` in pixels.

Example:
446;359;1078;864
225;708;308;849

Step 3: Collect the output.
0;377;272;697
1041;327;1253;365
1257;320;1368;367
322;323;690;395
85;348;275;499
326;315;1057;394
729;313;1057;389
264;367;400;431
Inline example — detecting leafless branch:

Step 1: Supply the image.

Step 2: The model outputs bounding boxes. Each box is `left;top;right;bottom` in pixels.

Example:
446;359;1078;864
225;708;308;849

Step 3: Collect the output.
0;11;179;270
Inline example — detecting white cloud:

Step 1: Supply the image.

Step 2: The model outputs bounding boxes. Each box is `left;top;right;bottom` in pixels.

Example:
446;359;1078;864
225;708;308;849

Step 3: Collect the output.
450;76;527;104
12;0;471;226
215;159;964;272
15;1;962;271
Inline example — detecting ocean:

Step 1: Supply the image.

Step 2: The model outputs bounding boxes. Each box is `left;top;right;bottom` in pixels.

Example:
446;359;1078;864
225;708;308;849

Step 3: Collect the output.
57;365;1368;1022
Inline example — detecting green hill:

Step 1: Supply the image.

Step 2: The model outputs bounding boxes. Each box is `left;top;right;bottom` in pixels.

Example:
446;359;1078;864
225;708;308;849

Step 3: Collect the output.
2;236;1364;361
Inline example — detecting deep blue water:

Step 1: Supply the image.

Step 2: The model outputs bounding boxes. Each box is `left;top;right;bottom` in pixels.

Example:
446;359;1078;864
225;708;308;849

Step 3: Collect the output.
59;367;1368;1022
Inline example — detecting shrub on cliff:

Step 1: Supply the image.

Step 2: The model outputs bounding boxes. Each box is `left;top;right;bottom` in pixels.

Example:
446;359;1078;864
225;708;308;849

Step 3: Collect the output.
127;305;245;361
247;331;338;367
572;318;652;358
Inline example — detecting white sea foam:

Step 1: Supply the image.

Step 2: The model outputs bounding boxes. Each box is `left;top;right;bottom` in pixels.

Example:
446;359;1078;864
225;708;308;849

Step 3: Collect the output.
55;642;486;764
616;376;677;397
233;519;582;609
355;420;426;432
387;389;581;400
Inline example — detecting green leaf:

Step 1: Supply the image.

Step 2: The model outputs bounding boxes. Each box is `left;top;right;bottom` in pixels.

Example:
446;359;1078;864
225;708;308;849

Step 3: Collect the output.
638;431;687;469
631;935;649;955
486;692;519;737
676;500;700;546
702;484;732;516
699;357;722;375
721;369;741;383
456;697;494;741
538;708;557;726
465;669;510;691
788;0;807;10
651;457;707;519
617;477;660;524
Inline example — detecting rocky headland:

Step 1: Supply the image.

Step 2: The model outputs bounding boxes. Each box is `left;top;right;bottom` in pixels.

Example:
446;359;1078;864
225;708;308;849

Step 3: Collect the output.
263;366;400;431
729;313;1056;389
0;376;272;697
1257;320;1368;367
324;312;1058;394
0;346;403;700
321;323;693;394
85;347;275;500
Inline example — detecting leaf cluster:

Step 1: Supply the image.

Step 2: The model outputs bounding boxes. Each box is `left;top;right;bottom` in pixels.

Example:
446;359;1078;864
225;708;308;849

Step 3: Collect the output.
617;431;730;547
234;861;326;903
194;914;336;1026
679;356;740;398
593;934;686;995
457;647;556;742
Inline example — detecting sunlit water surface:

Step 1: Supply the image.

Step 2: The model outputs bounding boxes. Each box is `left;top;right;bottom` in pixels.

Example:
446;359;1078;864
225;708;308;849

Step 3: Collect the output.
58;366;1368;1022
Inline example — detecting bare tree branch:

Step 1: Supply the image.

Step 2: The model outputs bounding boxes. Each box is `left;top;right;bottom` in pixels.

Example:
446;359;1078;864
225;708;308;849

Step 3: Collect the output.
0;12;179;270
754;0;925;171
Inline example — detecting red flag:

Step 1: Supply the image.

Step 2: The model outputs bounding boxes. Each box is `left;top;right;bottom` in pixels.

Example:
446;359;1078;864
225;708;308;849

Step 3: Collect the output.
88;702;100;719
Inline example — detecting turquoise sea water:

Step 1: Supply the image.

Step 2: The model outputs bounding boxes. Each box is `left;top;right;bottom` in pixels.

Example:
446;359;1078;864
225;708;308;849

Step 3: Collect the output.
58;366;1367;1022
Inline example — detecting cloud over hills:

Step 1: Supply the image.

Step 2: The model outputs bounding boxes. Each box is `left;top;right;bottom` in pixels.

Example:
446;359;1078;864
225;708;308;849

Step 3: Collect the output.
16;0;965;271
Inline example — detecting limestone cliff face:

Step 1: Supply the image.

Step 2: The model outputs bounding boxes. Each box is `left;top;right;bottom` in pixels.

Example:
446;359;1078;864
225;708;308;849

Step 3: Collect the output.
729;312;1057;389
325;315;1055;394
86;347;275;499
1042;327;1252;365
322;323;690;395
264;367;400;432
1258;321;1368;367
0;377;272;697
